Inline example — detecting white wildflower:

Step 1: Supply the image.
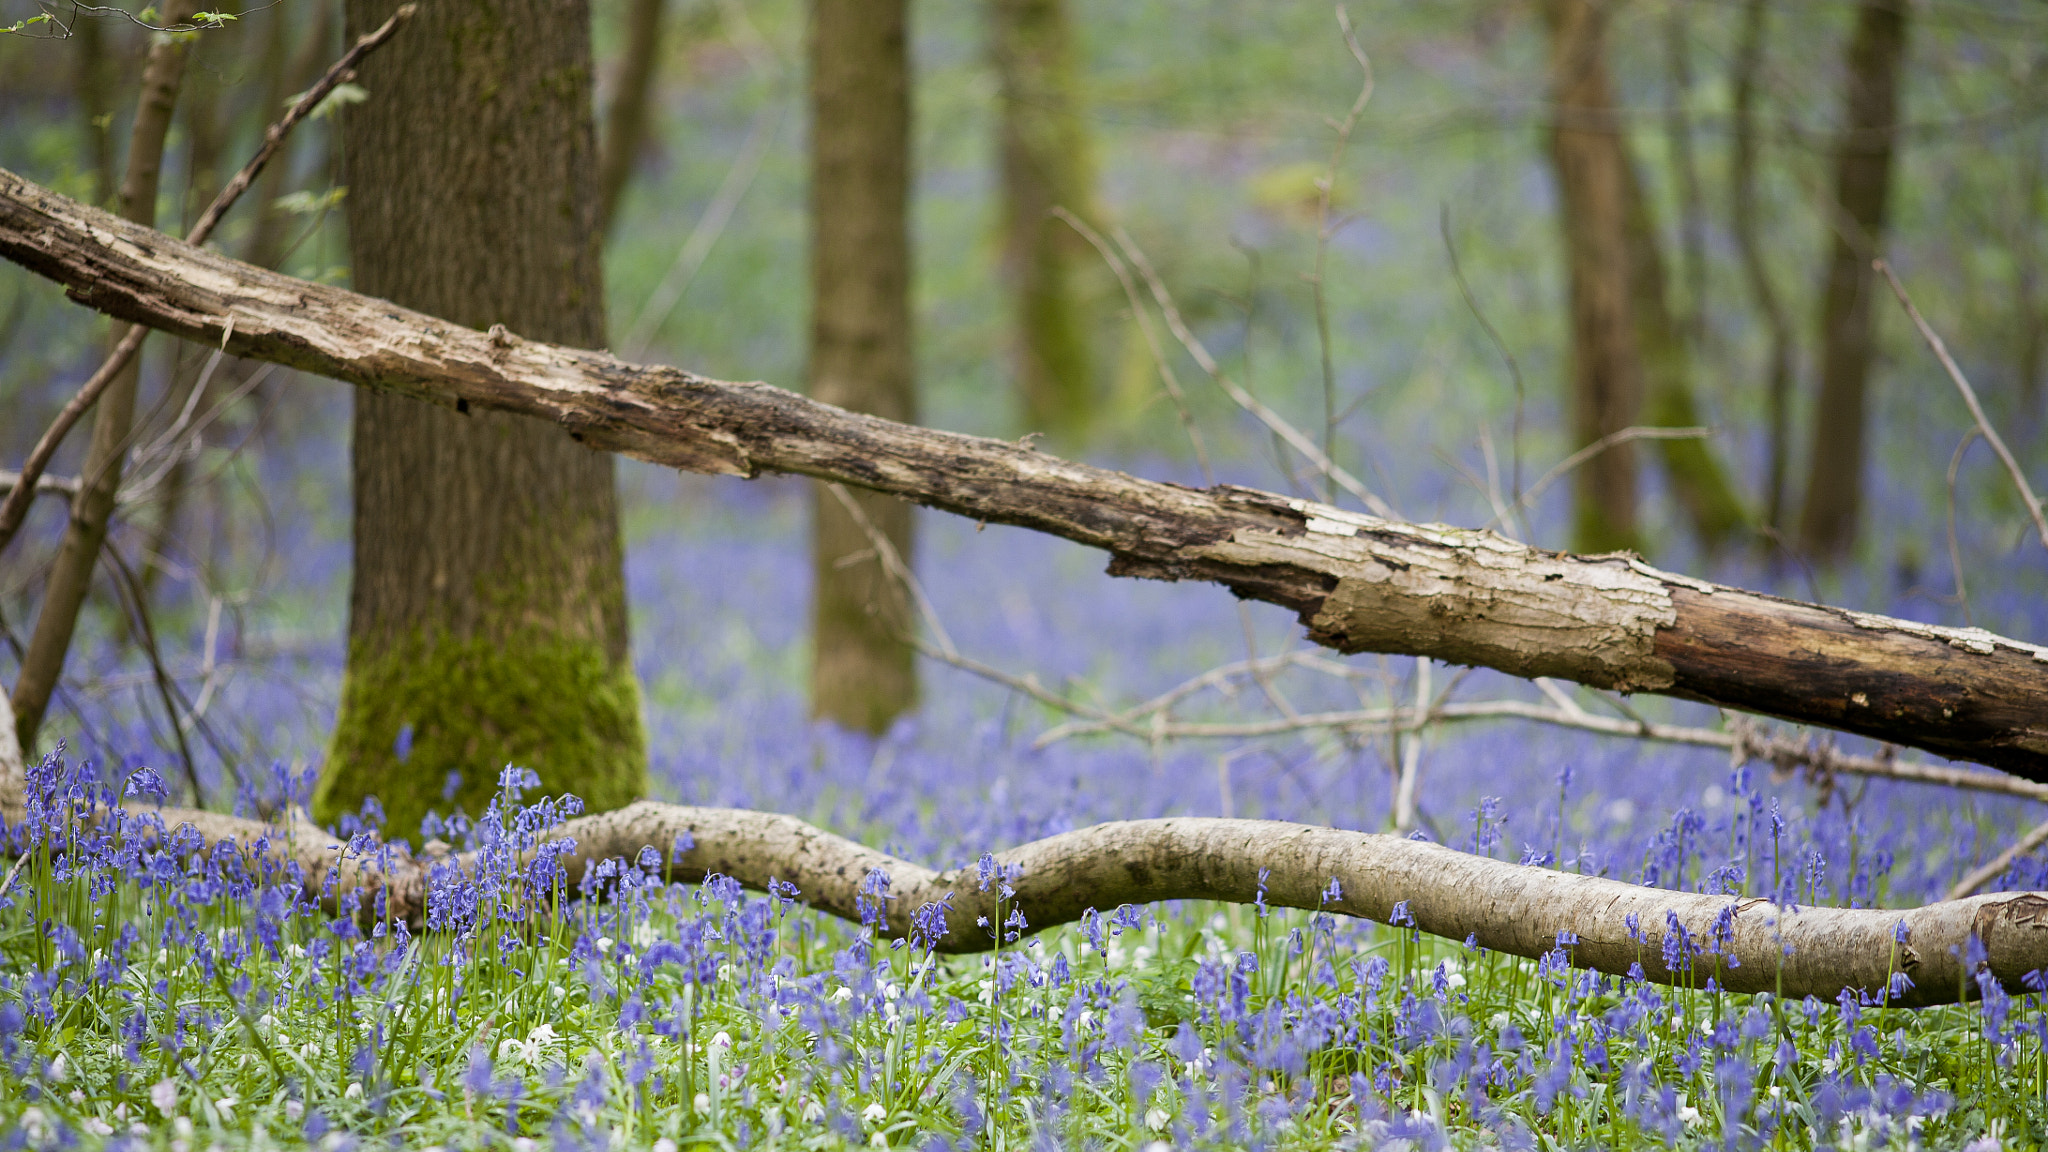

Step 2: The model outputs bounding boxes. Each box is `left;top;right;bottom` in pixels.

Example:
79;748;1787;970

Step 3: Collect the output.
1146;1106;1171;1131
48;1053;68;1082
694;1093;711;1114
652;1141;678;1152
83;1118;114;1136
862;1101;888;1124
152;1079;178;1116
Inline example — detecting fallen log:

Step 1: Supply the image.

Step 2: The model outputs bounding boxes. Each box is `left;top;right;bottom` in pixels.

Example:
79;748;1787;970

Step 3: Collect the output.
1;168;2044;775
31;793;2048;1008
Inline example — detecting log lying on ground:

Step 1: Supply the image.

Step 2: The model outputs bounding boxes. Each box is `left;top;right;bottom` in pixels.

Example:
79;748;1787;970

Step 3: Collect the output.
2;169;2045;775
36;796;2048;1008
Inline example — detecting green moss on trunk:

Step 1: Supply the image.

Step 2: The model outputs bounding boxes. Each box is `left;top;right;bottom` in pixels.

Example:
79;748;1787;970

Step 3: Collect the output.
318;628;645;839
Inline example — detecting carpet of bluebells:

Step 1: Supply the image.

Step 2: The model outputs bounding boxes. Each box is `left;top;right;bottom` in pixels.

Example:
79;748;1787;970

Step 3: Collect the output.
4;438;2048;1149
9;13;2048;1134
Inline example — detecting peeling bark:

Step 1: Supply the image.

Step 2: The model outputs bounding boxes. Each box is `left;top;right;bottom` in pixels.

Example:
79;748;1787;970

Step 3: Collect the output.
0;169;2044;774
46;796;2048;1008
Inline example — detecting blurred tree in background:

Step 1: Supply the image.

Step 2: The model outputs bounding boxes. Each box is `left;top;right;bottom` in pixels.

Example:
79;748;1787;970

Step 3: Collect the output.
806;0;919;733
992;0;1101;444
1801;0;1912;561
1;0;2045;791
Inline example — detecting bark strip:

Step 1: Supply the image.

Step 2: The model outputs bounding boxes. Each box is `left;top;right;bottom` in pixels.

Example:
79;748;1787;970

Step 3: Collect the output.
0;170;2044;774
36;795;2048;1008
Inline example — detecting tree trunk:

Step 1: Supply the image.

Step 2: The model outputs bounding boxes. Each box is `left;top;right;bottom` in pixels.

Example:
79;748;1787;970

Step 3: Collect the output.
807;0;918;734
597;0;667;236
320;0;646;838
1730;0;1797;536
1661;5;1706;346
71;13;118;209
1798;0;1910;561
993;0;1098;442
1543;0;1643;556
8;170;2048;775
8;0;203;753
1621;144;1749;554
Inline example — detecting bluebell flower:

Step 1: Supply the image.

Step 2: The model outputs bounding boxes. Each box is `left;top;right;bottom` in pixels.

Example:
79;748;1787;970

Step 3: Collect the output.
123;767;168;801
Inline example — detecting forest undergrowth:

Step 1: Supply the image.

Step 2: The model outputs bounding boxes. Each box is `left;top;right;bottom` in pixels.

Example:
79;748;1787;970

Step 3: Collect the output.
2;749;2043;1151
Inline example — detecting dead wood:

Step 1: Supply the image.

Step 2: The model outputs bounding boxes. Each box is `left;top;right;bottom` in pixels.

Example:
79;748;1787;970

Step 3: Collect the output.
0;169;2043;775
14;793;2043;1008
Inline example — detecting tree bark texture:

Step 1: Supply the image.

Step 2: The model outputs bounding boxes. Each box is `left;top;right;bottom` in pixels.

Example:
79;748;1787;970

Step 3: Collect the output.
46;792;2048;1008
9;0;203;752
1730;0;1797;535
4;170;2047;775
808;0;918;734
597;0;667;235
993;0;1098;443
1798;0;1910;561
321;0;646;838
1543;0;1643;556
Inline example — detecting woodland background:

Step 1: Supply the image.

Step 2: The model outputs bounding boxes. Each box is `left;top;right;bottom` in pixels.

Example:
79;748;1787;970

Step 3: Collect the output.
0;0;2046;931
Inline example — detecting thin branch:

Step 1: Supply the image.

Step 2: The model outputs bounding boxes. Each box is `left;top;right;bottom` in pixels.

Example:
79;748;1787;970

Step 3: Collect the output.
0;470;82;499
0;5;415;559
1491;426;1711;532
1946;429;1981;625
1948;817;2048;901
1112;228;1398;519
620;98;786;361
1051;208;1214;484
1877;259;2048;554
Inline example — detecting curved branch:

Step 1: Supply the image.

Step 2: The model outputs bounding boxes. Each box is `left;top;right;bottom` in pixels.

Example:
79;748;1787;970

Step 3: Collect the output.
0;169;2044;774
66;797;2048;1008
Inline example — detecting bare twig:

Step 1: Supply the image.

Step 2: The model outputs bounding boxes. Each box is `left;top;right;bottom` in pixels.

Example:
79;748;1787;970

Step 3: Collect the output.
1948;817;2048;901
0;4;416;559
1946;429;1981;625
1877;259;2048;554
1112;229;1398;518
1491;426;1711;533
1052;208;1214;483
0;471;82;499
0;325;149;553
620;99;786;361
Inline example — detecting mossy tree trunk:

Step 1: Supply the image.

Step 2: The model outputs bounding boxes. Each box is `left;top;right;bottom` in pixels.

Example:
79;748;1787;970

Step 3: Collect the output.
1798;0;1910;561
1543;0;1642;555
320;0;647;838
992;0;1098;443
806;0;918;734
